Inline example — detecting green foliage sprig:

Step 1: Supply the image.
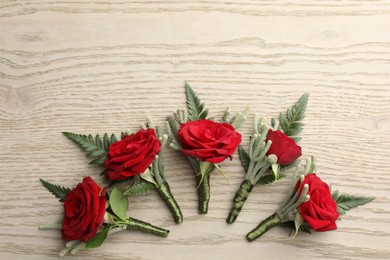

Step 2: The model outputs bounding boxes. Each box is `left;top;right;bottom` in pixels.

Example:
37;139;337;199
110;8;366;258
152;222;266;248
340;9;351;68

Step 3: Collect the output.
278;93;309;142
332;191;375;215
40;178;71;202
185;81;209;120
62;132;119;165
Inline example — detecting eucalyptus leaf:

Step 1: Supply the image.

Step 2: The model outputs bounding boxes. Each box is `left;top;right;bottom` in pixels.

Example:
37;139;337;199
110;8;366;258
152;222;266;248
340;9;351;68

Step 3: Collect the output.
109;188;128;222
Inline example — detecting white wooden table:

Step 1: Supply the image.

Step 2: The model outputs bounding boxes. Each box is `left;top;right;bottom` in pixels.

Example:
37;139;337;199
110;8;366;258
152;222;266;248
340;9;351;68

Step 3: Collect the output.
0;1;389;259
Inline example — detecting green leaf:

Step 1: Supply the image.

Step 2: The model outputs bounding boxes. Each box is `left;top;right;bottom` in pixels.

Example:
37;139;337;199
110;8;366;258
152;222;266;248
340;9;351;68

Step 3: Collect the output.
334;193;374;215
257;173;286;185
281;221;312;234
85;226;110;249
197;161;212;188
185;81;208;120
293;212;304;238
40;179;71;202
332;190;339;201
109;188;128;222
140;168;158;186
228;107;250;129
214;164;229;183
123;181;156;196
103;133;111;151
238;145;250;173
279;93;309;141
107;176;134;188
63;132;118;166
111;133;118;143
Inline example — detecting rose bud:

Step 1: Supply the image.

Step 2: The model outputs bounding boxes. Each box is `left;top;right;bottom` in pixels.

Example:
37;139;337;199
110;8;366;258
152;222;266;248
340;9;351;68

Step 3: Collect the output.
265;129;302;165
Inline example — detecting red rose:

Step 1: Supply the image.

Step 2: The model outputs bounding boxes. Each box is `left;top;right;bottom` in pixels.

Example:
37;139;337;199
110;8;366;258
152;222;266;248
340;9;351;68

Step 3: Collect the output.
105;128;161;181
295;173;339;232
265;130;302;165
178;119;242;164
62;176;107;242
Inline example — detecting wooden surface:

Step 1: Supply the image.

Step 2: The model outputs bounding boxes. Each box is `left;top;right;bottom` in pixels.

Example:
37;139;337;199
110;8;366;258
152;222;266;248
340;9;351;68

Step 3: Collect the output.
0;1;389;259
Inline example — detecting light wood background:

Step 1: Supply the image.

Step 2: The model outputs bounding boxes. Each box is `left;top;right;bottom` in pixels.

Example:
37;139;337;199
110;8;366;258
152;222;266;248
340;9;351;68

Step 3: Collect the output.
0;1;389;259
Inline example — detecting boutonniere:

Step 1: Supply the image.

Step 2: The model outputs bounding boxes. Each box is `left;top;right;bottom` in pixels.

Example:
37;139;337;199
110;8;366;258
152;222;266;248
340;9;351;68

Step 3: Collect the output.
62;117;183;223
167;82;248;214
246;157;374;241
227;94;307;223
39;176;169;256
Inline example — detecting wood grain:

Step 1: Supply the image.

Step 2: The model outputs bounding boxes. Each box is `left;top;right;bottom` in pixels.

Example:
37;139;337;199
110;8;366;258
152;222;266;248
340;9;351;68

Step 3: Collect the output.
0;1;389;259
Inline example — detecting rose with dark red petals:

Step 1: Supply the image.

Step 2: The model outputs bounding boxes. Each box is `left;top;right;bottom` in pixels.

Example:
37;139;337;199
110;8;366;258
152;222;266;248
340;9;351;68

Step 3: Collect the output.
62;176;107;242
265;130;302;165
295;173;339;232
105;128;161;181
178;119;242;164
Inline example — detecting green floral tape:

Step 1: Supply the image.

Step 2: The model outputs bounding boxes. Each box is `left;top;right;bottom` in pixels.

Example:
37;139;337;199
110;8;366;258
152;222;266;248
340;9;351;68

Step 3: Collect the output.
246;213;281;242
196;172;211;214
127;217;169;237
158;182;183;223
226;180;254;224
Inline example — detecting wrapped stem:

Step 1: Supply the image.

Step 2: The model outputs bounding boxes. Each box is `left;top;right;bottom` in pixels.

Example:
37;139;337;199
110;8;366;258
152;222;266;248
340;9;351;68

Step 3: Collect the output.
246;213;281;242
196;172;211;214
127;217;169;237
226;180;254;224
157;182;183;224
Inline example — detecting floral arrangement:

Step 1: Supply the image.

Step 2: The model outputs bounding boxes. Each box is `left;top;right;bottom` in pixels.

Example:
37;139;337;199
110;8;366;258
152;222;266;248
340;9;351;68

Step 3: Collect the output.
39;82;374;256
226;94;307;223
246;157;374;241
166;82;248;213
39;176;169;256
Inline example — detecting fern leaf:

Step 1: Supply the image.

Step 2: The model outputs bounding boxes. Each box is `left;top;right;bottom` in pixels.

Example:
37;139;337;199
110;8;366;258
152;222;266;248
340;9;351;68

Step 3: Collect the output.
238;145;250;173
111;133;118;143
63;132;117;166
40;178;71;202
185;81;208;120
123;181;156;196
108;176;135;188
279;93;309;141
103;133;111;151
334;192;374;215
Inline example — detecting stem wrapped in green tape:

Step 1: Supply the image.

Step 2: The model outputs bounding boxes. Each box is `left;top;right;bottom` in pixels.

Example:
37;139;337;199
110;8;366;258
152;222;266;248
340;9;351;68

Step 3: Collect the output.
246;212;281;242
157;182;183;224
196;172;210;214
226;180;254;224
127;217;169;237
